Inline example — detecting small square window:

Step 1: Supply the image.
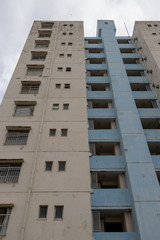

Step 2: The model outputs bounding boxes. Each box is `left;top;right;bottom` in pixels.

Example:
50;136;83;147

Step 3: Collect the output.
59;54;64;57
158;43;160;45
63;104;69;110
57;67;63;72
154;24;158;27
68;42;72;46
39;205;48;218
56;84;61;88
52;104;59;110
64;84;70;89
69;33;73;35
63;32;67;35
67;54;72;57
147;24;152;27
45;161;53;171
69;24;73;27
58;161;66;171
50;129;56;136
63;24;67;26
66;67;71;72
105;22;108;24
55;206;63;219
152;33;156;35
61;129;68;136
61;42;66;45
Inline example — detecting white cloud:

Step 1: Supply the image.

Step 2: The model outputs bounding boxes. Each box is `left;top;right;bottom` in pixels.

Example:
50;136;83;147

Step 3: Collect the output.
0;0;160;102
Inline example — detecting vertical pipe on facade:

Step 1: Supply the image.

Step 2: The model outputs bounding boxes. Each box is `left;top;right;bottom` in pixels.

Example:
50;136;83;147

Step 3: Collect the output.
19;23;59;240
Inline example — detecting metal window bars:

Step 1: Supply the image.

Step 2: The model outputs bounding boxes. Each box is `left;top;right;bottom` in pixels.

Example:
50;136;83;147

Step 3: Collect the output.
5;131;29;145
14;106;34;116
21;85;39;94
0;166;21;183
0;208;11;236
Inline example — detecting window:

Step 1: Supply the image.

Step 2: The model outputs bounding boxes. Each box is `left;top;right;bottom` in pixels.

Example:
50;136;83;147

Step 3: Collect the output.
5;129;30;145
64;84;70;89
69;24;73;27
0;161;22;183
50;129;56;136
27;65;44;76
35;40;49;48
147;24;152;27
61;129;68;136
55;206;63;219
62;32;67;35
59;54;64;57
66;67;71;72
14;103;35;116
31;52;47;60
61;42;66;45
58;161;66;171
69;33;73;35
41;22;54;29
63;24;67;26
154;24;158;27
105;22;108;24
21;82;40;94
52;104;59;110
55;84;61;89
152;33;156;35
63;104;69;110
68;42;72;46
67;54;72;57
45;161;53;171
39;205;48;219
57;67;63;72
39;31;52;38
0;207;12;235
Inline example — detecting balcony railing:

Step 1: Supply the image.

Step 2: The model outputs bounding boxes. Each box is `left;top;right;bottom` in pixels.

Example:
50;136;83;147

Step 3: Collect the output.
0;167;21;183
21;85;39;94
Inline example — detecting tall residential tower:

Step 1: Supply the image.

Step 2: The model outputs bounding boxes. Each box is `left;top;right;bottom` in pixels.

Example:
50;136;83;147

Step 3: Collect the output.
0;20;160;240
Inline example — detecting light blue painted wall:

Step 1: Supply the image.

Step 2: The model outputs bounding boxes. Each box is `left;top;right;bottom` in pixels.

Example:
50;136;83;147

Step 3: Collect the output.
88;20;160;240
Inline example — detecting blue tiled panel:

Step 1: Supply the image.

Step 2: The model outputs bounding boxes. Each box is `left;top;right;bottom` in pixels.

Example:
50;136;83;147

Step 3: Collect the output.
144;129;160;141
152;156;160;169
138;108;160;118
90;156;125;170
88;129;120;142
85;53;105;58
85;43;103;49
92;232;137;240
118;43;136;49
86;64;107;70
121;53;139;59
87;91;112;99
91;189;131;208
132;91;157;99
87;109;116;118
124;64;145;70
128;76;150;83
86;76;109;83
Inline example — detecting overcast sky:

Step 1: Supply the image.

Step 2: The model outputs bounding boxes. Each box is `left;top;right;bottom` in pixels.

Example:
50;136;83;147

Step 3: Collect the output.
0;0;160;102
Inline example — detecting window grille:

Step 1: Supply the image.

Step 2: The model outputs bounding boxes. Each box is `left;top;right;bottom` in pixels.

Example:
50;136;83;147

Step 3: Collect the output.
27;68;43;76
55;206;63;219
5;130;29;145
0;166;21;183
0;207;12;235
14;106;34;116
21;85;39;94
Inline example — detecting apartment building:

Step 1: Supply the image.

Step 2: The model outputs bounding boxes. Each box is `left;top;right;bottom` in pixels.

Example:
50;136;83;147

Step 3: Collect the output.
0;20;160;240
133;21;160;101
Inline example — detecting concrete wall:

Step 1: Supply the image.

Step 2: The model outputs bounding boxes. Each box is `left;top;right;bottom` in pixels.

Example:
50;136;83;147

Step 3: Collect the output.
0;21;92;240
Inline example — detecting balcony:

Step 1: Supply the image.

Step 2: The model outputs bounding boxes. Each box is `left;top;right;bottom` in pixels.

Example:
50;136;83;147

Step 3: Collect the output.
89;142;121;156
135;99;158;108
87;100;112;109
141;118;160;129
87;83;110;91
88;119;116;129
130;83;150;91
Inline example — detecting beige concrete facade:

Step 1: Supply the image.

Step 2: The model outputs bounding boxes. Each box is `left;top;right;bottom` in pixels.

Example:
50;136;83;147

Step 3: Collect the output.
133;21;160;101
0;21;92;240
